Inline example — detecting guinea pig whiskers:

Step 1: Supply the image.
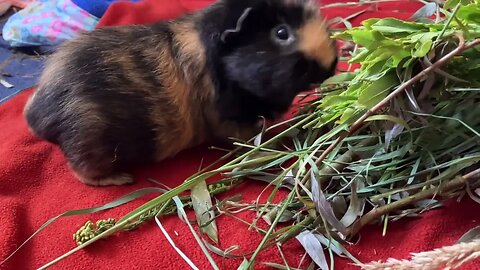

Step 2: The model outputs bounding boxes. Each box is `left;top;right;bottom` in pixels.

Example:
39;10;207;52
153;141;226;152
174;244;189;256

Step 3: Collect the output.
112;145;119;163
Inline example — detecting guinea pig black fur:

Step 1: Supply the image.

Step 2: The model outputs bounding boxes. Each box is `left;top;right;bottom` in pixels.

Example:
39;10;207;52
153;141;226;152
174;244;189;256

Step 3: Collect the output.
23;0;338;186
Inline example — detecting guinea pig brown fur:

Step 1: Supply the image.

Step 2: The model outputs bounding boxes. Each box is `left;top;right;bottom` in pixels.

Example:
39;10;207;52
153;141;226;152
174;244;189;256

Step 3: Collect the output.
23;0;338;186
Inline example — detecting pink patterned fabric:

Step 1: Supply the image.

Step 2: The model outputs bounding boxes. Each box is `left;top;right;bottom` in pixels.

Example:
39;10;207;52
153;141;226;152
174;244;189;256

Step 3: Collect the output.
2;0;98;47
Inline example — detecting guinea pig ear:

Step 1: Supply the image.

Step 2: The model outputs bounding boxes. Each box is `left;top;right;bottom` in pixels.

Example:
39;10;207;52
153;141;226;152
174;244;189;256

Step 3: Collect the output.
220;7;253;43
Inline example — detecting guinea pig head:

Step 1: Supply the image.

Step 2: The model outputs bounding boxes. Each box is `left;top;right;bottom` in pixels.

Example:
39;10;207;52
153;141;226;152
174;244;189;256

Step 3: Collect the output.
201;0;338;123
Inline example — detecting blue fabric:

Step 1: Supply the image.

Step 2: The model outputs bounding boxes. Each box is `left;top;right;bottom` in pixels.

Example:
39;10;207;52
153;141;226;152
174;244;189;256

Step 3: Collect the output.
0;13;47;104
72;0;142;18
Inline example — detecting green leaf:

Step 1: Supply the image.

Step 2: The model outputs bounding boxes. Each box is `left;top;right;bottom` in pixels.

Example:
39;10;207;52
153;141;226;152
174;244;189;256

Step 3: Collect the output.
322;72;357;85
319;95;357;109
410;34;435;57
349;48;369;63
357;72;399;108
365;114;411;131
347;29;395;49
457;3;480;24
444;0;460;10
368;18;430;33
338;107;361;124
191;180;219;244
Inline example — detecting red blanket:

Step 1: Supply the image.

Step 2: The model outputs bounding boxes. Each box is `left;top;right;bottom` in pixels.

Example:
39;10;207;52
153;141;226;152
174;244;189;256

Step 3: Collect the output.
1;1;480;269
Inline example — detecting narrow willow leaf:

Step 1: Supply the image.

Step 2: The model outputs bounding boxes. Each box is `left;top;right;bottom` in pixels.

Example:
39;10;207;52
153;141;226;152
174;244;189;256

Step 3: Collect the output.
311;171;348;236
314;234;362;265
413;199;442;209
314;234;343;256
385;123;404;150
466;184;480;205
407;158;421;184
191;180;219;244
262;206;294;225
331;196;348;218
263;262;303;270
456;226;480;243
253;117;267;146
237;258;250;270
339;180;365;227
405;88;420;111
172;196;220;270
204;241;243;258
295;230;329;270
410;2;437;21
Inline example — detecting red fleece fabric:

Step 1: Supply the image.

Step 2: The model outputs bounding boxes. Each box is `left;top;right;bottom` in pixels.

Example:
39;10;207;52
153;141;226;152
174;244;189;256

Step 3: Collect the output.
1;1;480;269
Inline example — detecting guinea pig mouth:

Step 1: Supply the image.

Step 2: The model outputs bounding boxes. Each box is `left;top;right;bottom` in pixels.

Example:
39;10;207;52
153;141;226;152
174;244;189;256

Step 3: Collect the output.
309;83;323;89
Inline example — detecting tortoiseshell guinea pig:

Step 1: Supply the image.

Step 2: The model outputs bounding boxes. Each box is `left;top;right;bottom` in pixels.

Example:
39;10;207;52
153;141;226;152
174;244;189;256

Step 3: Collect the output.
24;0;338;186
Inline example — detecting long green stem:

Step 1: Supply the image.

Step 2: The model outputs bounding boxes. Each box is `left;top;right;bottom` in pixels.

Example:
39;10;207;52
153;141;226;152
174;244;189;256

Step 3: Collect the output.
247;191;296;269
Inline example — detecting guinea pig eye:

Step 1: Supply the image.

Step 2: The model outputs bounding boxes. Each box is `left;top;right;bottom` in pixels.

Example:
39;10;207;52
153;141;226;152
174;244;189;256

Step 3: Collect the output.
271;24;295;46
276;26;289;40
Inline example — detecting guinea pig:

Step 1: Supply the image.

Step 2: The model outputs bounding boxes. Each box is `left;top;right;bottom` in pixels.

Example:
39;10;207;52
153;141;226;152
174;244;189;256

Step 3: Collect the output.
23;0;338;186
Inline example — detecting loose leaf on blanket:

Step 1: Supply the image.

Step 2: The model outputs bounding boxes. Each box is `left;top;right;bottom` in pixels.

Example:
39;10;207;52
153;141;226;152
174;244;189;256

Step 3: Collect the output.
0;187;168;266
237;258;250;270
295;230;329;270
456;226;480;243
262;206;295;225
314;234;362;265
172;196;220;270
155;214;200;270
0;79;13;88
262;262;303;270
191;180;219;244
204;241;243;258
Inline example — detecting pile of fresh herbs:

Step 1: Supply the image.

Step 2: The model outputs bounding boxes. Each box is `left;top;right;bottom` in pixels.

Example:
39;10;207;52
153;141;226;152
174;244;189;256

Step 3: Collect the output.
3;0;480;269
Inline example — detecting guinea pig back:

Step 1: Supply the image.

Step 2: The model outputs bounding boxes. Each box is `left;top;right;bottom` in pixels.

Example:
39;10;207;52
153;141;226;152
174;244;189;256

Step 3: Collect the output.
23;0;338;186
